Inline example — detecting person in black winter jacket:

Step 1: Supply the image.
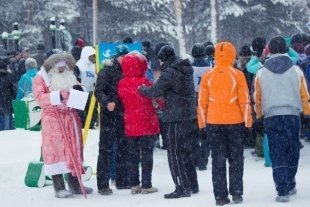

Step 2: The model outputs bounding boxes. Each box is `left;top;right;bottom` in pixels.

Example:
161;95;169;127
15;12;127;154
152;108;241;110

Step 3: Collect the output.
139;45;198;199
142;41;157;72
32;43;45;69
0;58;16;130
94;45;130;195
191;43;211;171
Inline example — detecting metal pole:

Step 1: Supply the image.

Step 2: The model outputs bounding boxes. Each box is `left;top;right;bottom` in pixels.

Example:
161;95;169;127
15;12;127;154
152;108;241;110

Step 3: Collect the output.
93;0;98;45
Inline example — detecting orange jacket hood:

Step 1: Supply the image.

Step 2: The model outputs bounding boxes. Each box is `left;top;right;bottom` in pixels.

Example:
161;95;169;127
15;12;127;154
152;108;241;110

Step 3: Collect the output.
214;42;236;66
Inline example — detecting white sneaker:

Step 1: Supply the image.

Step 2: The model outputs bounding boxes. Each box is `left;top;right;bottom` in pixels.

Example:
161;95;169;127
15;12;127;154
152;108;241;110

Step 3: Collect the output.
131;185;141;194
275;195;289;202
288;188;297;196
141;187;158;194
55;190;74;198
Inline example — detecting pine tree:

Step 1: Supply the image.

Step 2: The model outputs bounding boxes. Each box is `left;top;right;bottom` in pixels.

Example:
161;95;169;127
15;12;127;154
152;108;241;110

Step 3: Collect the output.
0;0;309;54
99;0;176;44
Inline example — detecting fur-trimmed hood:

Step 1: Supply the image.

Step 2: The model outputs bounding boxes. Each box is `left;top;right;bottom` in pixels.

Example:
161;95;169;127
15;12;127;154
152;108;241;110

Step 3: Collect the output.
43;52;76;72
102;59;113;67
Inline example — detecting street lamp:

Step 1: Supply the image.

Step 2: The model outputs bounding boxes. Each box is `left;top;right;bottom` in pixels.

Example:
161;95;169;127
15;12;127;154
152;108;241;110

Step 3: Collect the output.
1;31;9;50
48;17;72;51
12;22;22;51
59;19;66;30
49;17;56;49
1;22;22;52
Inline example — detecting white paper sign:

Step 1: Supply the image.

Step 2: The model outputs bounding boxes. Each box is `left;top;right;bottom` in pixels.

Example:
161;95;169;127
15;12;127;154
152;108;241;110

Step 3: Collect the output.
67;89;89;110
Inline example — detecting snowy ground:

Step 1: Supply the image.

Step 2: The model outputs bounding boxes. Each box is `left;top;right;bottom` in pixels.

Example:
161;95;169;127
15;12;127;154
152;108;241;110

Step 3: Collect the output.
1;129;310;207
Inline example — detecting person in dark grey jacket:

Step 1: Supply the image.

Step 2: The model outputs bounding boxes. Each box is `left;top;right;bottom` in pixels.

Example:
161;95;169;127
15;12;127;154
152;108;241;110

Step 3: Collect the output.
95;45;130;195
139;45;198;199
254;36;310;203
0;58;16;130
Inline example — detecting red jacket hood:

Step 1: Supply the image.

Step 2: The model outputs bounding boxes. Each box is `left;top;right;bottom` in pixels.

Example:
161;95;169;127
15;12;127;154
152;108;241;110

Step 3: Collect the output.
122;52;148;77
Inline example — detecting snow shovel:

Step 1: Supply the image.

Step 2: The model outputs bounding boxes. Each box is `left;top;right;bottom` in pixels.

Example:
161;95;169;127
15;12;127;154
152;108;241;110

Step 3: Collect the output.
24;161;46;187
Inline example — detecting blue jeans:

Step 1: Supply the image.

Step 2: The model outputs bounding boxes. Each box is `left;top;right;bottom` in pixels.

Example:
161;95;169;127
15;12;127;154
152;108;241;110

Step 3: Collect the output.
0;113;13;131
264;115;300;196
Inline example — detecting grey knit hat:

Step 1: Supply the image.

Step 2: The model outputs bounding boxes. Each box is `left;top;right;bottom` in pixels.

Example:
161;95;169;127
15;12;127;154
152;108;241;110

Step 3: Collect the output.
25;57;37;69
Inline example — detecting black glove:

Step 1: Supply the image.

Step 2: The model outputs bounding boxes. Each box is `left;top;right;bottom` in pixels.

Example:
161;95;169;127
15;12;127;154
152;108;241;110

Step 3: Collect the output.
73;85;84;91
198;128;206;140
138;84;148;94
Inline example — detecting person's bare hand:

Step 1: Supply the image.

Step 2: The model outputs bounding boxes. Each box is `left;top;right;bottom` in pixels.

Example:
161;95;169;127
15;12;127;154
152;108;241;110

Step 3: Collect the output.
107;102;116;111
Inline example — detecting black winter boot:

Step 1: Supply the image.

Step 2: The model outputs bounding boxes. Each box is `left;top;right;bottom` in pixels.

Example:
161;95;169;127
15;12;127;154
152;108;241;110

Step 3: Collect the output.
164;188;191;199
52;174;73;198
67;173;93;194
215;197;230;206
232;194;243;203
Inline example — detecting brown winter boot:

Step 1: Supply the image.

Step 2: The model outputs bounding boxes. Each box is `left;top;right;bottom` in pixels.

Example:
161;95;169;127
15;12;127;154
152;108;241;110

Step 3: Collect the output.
67;173;93;194
141;187;158;194
52;174;73;198
131;185;142;194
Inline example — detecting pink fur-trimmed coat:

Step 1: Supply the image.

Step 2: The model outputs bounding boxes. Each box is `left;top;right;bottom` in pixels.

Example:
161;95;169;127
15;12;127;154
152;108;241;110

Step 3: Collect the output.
33;54;84;176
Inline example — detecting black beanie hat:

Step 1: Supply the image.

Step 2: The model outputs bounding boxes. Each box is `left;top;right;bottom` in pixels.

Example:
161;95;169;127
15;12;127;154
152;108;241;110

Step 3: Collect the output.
305;44;310;56
37;43;45;51
251;37;266;57
154;42;169;57
0;58;8;69
157;45;175;62
269;36;288;54
192;43;206;58
203;41;214;48
291;33;309;53
239;44;252;57
123;37;133;44
142;41;152;50
71;46;82;61
205;45;215;57
45;49;63;59
291;33;308;45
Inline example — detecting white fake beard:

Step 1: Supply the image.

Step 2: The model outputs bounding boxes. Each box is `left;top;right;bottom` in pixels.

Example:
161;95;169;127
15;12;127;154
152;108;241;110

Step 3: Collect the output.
48;67;77;91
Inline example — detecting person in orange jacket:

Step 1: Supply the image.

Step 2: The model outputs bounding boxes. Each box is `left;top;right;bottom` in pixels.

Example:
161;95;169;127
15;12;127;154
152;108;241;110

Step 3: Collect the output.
198;41;252;206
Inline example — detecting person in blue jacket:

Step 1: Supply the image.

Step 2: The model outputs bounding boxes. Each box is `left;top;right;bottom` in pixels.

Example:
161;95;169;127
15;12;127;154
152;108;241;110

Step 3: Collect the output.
16;58;38;100
247;37;299;76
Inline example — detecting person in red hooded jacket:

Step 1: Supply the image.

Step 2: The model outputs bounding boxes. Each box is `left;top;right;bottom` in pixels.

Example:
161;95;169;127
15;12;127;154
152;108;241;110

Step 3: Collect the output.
118;52;160;195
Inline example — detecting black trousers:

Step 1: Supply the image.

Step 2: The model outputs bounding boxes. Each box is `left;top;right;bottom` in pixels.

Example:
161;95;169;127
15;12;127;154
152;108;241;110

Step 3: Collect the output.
166;119;198;192
206;123;245;200
127;135;156;188
159;120;168;148
97;117;129;189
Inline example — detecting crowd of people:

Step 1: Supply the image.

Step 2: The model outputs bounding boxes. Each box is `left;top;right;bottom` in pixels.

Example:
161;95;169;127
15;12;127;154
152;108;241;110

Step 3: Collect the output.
1;33;310;205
